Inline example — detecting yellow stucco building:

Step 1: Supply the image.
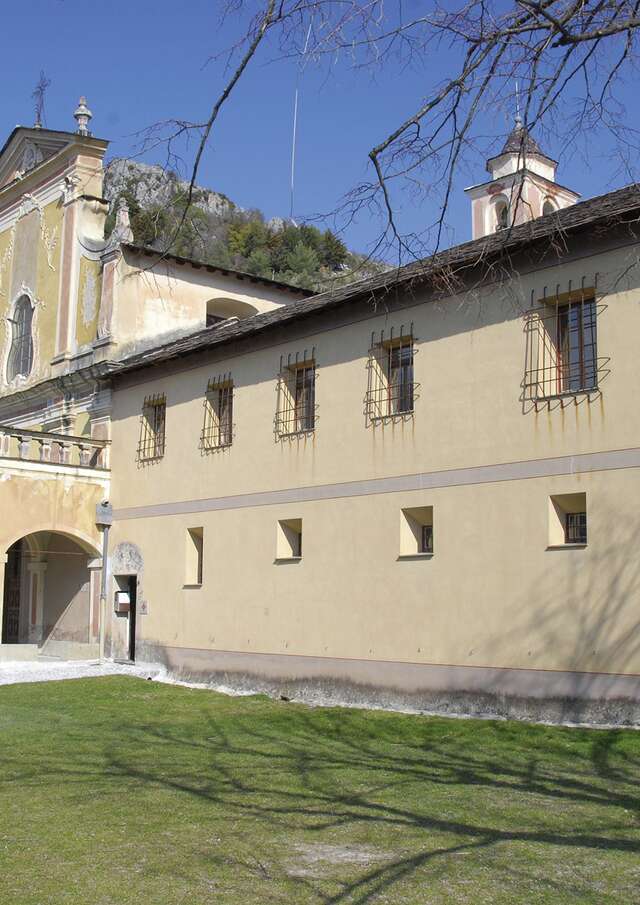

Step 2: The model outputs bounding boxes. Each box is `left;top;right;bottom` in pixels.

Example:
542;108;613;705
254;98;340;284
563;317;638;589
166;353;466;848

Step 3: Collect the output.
1;103;638;723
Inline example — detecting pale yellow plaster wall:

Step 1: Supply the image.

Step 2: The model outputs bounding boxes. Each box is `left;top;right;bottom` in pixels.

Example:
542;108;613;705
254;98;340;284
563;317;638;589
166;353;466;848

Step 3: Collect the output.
110;467;640;676
108;241;640;678
110;243;640;507
112;250;300;353
0;197;64;390
0;225;13;323
0;136;108;399
0;469;106;653
35;199;64;368
73;411;92;437
76;257;102;348
0;470;104;556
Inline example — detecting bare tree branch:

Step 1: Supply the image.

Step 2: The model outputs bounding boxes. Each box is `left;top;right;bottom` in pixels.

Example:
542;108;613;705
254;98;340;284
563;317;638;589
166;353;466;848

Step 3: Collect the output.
139;1;640;264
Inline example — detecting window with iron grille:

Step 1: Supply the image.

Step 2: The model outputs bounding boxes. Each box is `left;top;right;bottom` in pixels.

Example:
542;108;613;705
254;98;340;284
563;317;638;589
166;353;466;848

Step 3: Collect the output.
201;376;234;450
366;326;418;422
565;511;587;545
137;394;166;461
421;524;434;554
400;506;433;557
549;493;587;547
7;295;34;381
523;290;606;403
276;351;317;438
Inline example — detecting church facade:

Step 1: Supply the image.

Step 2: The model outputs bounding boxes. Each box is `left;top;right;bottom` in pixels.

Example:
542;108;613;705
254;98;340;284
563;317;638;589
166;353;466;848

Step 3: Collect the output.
1;103;639;723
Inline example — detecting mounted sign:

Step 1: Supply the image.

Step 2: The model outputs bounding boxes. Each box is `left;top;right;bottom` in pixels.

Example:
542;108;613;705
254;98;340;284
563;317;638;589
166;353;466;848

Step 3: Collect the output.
114;591;130;615
96;500;113;527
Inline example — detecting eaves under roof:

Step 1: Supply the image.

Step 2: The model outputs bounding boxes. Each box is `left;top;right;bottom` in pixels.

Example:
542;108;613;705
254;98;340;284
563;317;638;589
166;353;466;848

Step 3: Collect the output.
107;182;640;381
0;126;108;194
465;167;580;198
122;243;312;296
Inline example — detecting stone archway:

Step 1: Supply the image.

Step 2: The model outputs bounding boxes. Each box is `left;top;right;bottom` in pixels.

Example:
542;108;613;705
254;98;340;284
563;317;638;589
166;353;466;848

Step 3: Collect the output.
1;530;102;657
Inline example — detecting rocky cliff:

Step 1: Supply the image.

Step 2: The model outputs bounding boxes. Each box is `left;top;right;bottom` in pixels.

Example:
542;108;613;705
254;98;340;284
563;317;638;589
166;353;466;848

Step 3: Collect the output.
102;159;384;290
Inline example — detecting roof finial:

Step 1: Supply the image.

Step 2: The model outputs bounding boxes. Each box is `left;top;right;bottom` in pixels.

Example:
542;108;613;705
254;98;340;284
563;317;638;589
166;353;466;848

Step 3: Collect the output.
74;96;93;136
113;197;134;243
515;80;522;128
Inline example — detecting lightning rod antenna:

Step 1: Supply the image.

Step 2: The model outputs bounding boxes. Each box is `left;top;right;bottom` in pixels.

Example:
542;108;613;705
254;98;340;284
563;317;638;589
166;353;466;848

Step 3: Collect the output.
289;21;313;224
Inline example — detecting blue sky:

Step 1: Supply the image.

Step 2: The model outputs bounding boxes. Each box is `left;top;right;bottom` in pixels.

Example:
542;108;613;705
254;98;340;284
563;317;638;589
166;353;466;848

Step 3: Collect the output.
1;1;637;259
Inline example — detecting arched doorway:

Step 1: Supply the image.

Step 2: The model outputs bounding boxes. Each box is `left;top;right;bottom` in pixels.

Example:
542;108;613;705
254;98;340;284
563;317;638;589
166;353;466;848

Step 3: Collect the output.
1;531;101;656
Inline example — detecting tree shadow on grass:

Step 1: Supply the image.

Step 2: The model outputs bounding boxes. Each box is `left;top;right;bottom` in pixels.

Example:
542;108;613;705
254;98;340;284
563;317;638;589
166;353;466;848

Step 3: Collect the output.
1;683;638;902
92;703;640;903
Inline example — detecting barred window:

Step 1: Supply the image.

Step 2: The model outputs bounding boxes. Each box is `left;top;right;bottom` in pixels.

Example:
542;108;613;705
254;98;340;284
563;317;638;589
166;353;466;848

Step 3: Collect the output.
400;506;434;557
549;493;587;548
524;290;606;403
137;394;166;461
202;375;234;450
565;512;587;545
276;352;317;438
7;295;34;381
421;524;434;554
366;326;418;422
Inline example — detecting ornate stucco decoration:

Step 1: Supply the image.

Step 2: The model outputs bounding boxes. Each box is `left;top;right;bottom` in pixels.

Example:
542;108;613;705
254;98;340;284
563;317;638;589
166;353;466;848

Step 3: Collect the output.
81;266;98;327
62;174;81;205
0;190;59;300
41;221;58;271
0;232;14;298
16;192;41;220
12;193;59;272
111;198;134;244
20;141;44;175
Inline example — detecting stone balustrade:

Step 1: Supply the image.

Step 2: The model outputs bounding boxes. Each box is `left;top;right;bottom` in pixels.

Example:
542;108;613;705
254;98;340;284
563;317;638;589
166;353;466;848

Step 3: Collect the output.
0;424;110;470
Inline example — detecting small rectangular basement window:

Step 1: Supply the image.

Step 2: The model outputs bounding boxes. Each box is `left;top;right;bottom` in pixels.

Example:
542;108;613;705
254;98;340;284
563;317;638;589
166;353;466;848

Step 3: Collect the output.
185;527;204;585
276;518;303;560
549;493;587;547
400;506;434;557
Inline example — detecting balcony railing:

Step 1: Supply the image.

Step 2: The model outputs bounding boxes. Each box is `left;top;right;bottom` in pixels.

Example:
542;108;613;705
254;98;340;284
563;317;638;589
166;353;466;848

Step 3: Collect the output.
0;424;110;470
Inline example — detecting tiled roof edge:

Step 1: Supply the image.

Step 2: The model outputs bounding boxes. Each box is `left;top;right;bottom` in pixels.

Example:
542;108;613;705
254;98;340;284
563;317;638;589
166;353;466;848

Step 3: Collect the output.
108;182;640;380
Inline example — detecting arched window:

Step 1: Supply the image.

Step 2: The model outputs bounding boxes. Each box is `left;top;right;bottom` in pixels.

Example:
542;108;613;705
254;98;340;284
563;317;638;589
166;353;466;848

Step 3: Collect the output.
7;295;34;381
495;199;510;231
542;199;556;216
206;298;259;327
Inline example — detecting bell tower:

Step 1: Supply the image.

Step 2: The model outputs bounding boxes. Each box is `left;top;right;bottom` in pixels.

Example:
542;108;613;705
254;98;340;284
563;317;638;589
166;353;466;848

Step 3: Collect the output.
465;118;580;239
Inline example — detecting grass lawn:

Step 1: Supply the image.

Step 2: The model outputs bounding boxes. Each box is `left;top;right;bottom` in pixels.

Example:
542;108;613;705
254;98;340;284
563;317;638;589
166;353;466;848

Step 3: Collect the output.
0;678;638;904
